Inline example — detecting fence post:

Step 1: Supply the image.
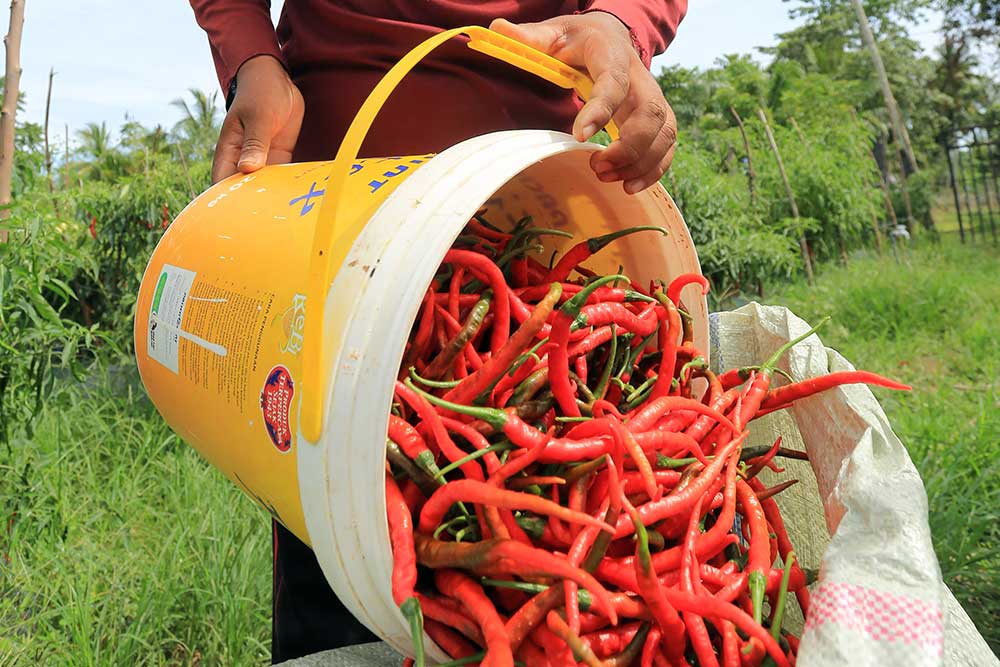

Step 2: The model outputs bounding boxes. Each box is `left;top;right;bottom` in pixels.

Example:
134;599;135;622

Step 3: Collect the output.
956;148;978;242
945;145;966;243
971;129;998;245
729;106;757;208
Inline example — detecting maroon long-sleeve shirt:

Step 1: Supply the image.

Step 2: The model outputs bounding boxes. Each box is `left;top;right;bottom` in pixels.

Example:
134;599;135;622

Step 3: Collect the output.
190;1;686;160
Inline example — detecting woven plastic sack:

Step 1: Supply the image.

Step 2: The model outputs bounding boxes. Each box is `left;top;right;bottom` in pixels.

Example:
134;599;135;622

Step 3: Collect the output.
711;303;996;667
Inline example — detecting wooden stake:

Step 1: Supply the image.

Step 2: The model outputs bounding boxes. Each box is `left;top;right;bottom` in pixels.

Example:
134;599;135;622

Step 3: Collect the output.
730;106;757;207
757;107;814;284
870;210;885;256
64;123;70;188
176;142;196;199
44;67;59;214
0;0;26;242
893;147;915;234
789;116;808;145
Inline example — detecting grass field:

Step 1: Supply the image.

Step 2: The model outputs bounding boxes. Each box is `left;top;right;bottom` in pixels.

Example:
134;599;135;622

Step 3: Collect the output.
767;233;1000;650
1;234;997;665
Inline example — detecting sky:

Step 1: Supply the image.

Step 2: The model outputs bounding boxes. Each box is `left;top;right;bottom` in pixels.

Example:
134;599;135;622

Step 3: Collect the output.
16;1;943;147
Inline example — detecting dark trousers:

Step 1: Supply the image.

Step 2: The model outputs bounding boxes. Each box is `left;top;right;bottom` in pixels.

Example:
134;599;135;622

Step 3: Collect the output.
271;520;379;664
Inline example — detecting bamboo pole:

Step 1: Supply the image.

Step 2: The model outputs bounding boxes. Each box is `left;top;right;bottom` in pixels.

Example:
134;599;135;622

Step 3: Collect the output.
0;0;26;242
757;107;814;284
849;0;919;174
64;123;69;188
730;106;757;207
789;116;808;145
892;147;916;234
44;67;60;214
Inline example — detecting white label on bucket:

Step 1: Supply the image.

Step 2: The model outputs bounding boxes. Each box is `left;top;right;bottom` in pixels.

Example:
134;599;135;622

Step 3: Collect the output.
148;264;196;373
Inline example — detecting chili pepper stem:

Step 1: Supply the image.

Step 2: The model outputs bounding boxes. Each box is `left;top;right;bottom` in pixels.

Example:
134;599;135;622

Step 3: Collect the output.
762;317;831;372
404;376;508;431
749;570;767;625
400;597;426;667
770;551;796;642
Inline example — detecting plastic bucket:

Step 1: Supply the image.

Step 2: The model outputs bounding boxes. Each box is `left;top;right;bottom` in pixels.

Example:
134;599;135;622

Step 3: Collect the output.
134;27;709;660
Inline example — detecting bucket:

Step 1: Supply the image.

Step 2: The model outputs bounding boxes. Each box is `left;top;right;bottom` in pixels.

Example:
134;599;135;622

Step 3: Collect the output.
134;26;709;660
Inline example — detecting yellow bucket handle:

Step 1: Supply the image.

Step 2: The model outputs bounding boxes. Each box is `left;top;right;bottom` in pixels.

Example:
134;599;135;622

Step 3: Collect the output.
302;25;619;443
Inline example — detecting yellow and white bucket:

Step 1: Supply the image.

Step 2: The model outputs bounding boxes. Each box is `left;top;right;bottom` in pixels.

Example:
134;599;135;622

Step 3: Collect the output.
134;26;708;660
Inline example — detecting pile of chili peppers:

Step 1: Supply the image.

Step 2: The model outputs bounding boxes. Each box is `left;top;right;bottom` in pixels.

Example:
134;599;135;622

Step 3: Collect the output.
384;215;910;667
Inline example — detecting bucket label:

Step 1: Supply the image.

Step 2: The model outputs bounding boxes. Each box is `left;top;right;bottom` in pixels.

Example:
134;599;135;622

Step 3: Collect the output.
279;294;306;356
261;365;295;452
147;264;196;373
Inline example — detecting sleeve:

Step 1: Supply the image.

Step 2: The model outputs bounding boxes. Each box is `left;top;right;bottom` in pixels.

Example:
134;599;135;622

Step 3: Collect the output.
583;0;688;68
188;0;285;96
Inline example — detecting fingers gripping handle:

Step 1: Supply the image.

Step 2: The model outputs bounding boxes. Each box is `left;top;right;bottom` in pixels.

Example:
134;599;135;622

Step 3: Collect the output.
301;25;618;443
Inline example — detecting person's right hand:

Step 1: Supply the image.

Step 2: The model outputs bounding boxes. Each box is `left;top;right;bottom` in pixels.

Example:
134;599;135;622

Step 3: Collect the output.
212;55;305;184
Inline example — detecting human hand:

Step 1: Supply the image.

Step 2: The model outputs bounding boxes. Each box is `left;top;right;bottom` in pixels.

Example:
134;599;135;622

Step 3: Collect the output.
211;55;305;184
490;13;677;194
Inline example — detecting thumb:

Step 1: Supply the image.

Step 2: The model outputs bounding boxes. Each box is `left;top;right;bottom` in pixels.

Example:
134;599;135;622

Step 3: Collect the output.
489;17;568;57
237;113;272;173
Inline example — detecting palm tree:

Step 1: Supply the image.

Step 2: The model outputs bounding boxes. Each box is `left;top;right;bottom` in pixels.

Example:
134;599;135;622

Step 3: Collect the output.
76;122;123;180
171;88;221;161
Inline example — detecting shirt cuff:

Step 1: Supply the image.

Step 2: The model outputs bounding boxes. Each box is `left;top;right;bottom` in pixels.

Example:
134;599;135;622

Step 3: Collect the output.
213;14;285;96
583;1;686;69
579;8;650;67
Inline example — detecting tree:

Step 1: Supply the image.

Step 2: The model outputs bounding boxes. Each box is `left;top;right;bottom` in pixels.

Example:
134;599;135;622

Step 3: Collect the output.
75;122;124;181
0;0;26;242
170;88;221;161
849;0;921;173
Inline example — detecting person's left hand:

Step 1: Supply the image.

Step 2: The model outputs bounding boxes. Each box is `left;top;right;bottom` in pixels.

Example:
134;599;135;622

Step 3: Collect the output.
491;13;677;194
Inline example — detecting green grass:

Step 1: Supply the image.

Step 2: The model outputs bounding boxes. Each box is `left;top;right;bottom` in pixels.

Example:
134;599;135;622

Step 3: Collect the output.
766;235;1000;650
0;388;271;666
1;235;997;664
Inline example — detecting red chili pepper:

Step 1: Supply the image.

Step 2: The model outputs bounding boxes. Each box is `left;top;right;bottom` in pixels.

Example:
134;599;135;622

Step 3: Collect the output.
737;478;771;626
408;288;438;366
504;586;564;654
749;477;810;618
735;318;830;429
755;479;799;502
721;620;740;667
418;538;606;614
385;473;418;605
622;495;687;660
626;392;735;435
597;454;739;590
680;494;719;667
433;293;483;308
388;413;441;478
418;479;611;537
417;593;486;646
443;249;512;354
573;302;660;336
759;370;911;409
645;294;680;402
666;272;710;306
89;216;97;239
424;291;492;380
640;626;661;667
613;435;741;538
515;638;551;667
546;610;604;667
442;283;561;406
549;275;628;416
439;416;502;476
435;569;513;667
543;226;666;283
423;617;479;661
533;624;576;667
